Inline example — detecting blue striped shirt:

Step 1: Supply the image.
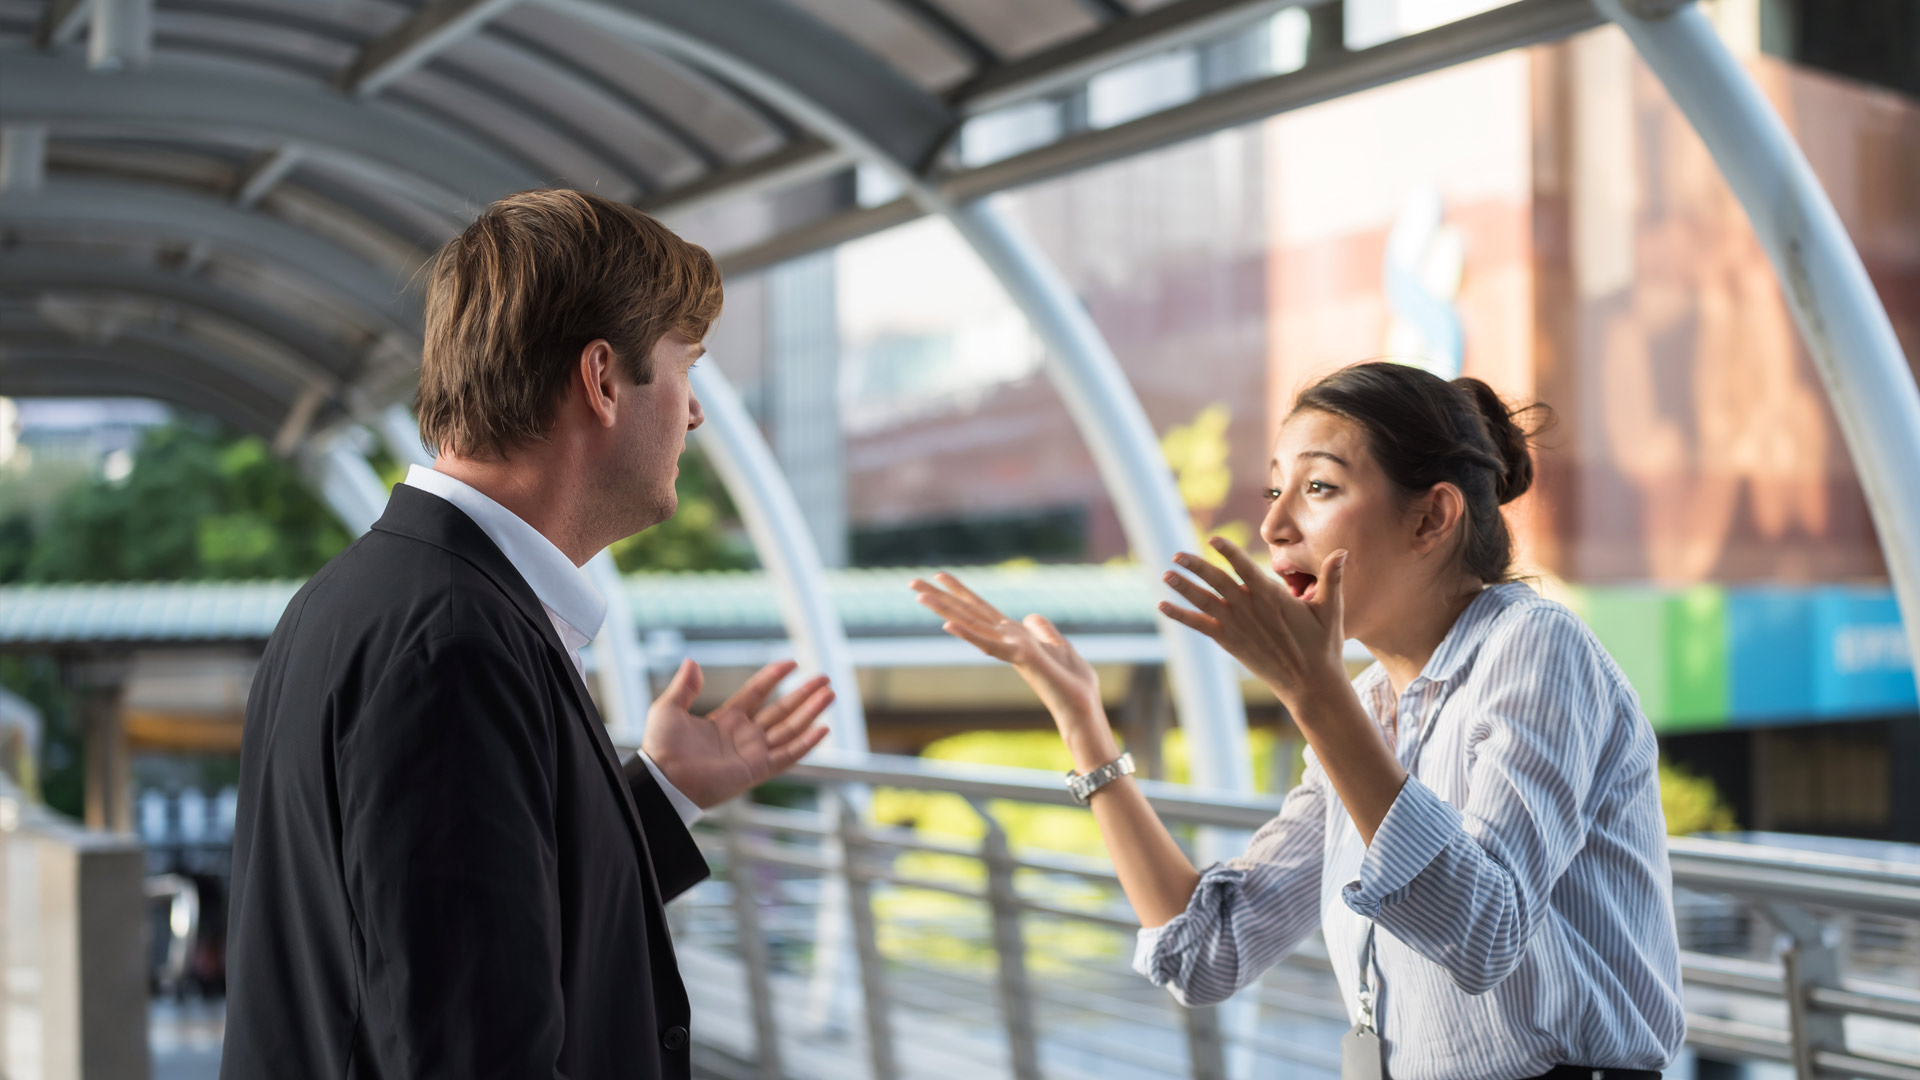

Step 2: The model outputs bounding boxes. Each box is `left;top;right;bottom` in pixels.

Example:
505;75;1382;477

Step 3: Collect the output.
1133;582;1686;1078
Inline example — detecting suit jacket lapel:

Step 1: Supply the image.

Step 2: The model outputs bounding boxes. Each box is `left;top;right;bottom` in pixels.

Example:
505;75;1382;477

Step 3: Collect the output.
369;486;667;900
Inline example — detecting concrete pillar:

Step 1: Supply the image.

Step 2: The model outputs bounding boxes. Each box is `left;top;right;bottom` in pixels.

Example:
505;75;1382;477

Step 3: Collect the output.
35;824;150;1080
74;658;132;835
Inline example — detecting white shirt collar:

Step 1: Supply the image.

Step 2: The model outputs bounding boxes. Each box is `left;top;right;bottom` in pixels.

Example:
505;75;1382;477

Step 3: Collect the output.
401;464;607;645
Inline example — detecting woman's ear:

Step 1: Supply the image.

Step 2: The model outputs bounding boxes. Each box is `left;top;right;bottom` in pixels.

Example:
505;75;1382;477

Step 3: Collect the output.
1409;482;1466;557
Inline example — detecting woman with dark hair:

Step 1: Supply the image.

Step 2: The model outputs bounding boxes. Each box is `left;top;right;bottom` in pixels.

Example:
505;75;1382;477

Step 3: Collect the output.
913;361;1685;1078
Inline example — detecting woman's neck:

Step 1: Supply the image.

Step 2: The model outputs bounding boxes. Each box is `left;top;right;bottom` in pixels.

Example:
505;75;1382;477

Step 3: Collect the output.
1363;575;1487;700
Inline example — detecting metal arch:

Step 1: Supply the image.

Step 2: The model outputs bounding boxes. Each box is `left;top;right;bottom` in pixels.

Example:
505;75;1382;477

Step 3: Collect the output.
691;360;867;754
0;309;308;405
528;0;955;173
0;179;425;337
555;0;1254;793
0;341;290;437
0;51;540;211
0;252;363;383
1598;0;1920;691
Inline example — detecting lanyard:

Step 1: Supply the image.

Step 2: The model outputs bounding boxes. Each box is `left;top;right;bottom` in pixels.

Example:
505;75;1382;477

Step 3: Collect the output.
1354;691;1445;1036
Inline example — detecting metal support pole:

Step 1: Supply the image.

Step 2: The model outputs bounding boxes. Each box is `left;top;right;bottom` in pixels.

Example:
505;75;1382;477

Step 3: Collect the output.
0;126;47;194
1598;0;1920;696
88;0;150;71
301;429;390;537
968;797;1042;1080
832;789;896;1080
945;198;1254;799
720;799;784;1080
1762;900;1844;1079
1182;1003;1229;1080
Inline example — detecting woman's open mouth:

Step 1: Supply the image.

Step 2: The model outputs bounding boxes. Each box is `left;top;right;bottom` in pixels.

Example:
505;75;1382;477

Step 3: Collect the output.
1279;570;1317;600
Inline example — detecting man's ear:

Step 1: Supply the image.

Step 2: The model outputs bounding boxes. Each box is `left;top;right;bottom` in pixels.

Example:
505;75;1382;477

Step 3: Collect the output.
579;339;619;429
1409;482;1466;556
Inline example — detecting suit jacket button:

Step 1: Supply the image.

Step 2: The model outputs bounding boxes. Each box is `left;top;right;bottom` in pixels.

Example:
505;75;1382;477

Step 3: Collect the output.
663;1025;688;1051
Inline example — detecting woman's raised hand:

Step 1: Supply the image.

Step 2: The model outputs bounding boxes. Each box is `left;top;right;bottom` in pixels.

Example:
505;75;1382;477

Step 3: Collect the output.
1158;539;1351;711
910;572;1107;740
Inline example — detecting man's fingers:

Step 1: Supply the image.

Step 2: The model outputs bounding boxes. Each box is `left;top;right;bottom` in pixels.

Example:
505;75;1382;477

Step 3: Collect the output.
659;658;703;710
756;675;832;729
767;686;835;746
770;723;831;773
719;659;799;717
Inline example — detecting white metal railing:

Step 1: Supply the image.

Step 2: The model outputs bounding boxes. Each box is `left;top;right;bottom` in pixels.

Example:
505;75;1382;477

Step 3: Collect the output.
658;749;1920;1080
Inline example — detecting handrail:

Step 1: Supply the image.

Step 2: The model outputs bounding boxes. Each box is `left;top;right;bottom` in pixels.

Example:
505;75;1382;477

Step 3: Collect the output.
666;751;1920;1080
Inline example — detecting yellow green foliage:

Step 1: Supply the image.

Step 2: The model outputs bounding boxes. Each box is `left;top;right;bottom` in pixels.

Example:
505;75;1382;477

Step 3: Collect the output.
868;728;1302;974
1159;403;1256;567
1658;759;1737;836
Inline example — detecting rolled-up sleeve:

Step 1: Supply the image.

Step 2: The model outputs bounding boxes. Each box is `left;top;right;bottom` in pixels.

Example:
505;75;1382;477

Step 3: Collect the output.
1340;608;1606;996
1132;757;1329;1007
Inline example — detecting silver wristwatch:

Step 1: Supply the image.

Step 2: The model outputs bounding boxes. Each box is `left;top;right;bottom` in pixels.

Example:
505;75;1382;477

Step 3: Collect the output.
1065;752;1135;805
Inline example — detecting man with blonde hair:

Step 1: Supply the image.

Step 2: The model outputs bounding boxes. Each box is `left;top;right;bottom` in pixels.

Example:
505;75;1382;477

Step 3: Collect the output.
222;189;833;1080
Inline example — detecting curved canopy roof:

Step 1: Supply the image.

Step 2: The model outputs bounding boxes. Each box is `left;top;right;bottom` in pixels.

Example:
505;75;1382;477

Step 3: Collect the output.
0;0;1599;447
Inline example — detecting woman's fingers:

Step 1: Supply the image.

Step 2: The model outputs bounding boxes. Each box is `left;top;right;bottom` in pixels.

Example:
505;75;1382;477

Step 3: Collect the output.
931;572;1007;620
1161;568;1227;615
1207;537;1278;596
1174;551;1242;596
911;581;1005;634
1156;600;1223;638
942;619;1019;660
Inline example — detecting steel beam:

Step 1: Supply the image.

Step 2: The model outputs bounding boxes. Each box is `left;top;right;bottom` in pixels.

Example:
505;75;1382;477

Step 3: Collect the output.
0;126;47;193
0;252;364;380
0;179;425;336
526;0;955;174
33;0;91;47
0;341;290;437
1598;0;1920;693
343;0;524;98
299;431;392;536
87;0;149;71
233;145;304;208
0;51;539;210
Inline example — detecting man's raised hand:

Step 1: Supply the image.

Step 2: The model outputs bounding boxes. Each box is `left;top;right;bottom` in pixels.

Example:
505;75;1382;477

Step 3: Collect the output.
641;659;833;809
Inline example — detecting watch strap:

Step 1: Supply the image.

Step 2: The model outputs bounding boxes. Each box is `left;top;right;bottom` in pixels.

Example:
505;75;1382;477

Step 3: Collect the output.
1065;752;1135;805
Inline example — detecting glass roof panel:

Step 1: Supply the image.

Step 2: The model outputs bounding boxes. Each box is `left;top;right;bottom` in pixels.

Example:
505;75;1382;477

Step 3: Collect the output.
435;34;707;189
491;7;789;167
928;0;1099;61
780;0;975;92
383;69;643;202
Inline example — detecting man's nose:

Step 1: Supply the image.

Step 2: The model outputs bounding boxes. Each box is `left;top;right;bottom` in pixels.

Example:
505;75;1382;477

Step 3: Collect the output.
687;394;704;431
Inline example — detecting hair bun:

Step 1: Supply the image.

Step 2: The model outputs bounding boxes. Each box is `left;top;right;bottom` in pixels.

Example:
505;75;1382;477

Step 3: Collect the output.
1451;376;1543;505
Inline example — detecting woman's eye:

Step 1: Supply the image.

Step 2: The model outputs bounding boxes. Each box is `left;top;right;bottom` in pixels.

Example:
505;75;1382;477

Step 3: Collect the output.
1305;480;1334;495
1261;487;1282;502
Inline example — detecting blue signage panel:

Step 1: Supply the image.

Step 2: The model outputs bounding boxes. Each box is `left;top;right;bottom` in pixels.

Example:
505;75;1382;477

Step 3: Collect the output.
1811;588;1916;717
1727;589;1816;725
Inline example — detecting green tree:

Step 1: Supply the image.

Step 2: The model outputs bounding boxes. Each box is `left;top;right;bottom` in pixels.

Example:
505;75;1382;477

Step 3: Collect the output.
8;420;349;584
609;447;754;572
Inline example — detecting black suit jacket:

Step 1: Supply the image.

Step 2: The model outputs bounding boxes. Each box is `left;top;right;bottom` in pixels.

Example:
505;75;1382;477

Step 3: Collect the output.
221;484;709;1080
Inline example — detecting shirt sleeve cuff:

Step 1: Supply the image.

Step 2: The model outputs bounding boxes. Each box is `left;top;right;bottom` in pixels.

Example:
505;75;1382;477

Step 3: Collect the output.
1341;775;1460;918
637;750;704;827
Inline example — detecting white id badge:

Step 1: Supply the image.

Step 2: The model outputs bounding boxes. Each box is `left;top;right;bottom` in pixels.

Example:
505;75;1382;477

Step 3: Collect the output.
1341;1024;1385;1080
